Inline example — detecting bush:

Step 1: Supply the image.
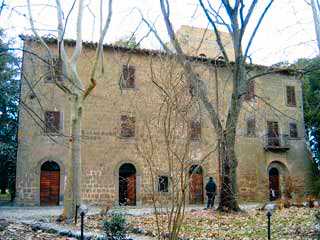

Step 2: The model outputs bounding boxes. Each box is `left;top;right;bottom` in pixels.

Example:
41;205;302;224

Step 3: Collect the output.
103;214;127;239
308;160;320;197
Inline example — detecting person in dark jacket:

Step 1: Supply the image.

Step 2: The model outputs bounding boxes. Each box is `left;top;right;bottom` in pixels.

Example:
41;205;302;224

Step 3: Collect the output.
205;177;217;209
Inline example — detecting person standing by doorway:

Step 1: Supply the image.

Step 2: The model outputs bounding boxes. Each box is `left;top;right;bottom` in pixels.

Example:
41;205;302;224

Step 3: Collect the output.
205;177;216;209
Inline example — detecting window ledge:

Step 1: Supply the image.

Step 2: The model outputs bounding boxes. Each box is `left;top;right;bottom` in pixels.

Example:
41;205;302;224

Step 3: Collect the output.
286;104;297;108
245;135;256;138
288;137;302;140
118;136;136;142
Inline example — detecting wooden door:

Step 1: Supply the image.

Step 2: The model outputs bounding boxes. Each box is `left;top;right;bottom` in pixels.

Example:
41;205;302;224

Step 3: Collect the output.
267;121;280;146
189;173;203;204
127;174;136;206
269;168;280;201
40;170;60;206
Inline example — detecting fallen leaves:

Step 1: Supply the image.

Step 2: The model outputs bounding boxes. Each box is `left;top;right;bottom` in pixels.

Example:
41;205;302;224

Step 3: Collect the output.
126;207;319;239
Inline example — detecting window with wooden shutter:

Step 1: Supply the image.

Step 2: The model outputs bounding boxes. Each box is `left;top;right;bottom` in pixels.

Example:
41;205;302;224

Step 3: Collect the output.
120;115;135;138
289;123;298;138
158;176;169;192
286;86;296;107
45;57;63;83
267;121;280;146
246;118;256;137
45;111;61;133
121;65;135;89
244;80;255;100
190;120;201;141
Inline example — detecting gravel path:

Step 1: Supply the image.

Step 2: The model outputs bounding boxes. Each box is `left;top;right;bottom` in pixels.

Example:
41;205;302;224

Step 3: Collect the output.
0;203;261;220
0;206;101;221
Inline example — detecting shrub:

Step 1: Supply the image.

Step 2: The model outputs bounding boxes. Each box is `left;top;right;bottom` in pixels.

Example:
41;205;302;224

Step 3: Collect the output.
308;160;320;198
103;214;127;239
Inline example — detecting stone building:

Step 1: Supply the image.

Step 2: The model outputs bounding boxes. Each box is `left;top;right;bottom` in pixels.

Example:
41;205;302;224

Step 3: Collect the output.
15;26;310;207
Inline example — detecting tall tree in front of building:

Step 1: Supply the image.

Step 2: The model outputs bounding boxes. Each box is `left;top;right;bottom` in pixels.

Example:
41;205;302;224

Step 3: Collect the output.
0;29;19;199
158;0;273;211
26;0;113;219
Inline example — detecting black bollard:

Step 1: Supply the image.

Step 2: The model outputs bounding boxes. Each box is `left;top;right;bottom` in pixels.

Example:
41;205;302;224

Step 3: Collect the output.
267;211;272;240
75;204;79;224
80;211;85;240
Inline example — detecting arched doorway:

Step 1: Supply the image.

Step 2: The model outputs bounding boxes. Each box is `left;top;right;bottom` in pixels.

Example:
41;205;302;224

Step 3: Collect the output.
119;163;136;206
40;161;60;206
269;167;280;201
189;165;203;204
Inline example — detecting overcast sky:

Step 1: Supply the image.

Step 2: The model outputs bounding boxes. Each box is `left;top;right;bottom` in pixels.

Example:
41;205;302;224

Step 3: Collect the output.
1;0;318;65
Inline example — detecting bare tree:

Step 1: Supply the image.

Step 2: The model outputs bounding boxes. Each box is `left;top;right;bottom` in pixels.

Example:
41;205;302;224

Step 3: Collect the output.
26;0;113;219
154;0;274;212
310;0;320;53
136;56;215;239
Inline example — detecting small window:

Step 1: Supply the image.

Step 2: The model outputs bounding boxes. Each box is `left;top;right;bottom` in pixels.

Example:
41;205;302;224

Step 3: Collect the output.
246;118;256;137
45;57;63;83
121;65;135;89
289;123;298;138
199;53;206;57
244;80;255;100
190;120;201;141
45;111;61;133
120;115;135;138
158;176;169;192
286;86;296;107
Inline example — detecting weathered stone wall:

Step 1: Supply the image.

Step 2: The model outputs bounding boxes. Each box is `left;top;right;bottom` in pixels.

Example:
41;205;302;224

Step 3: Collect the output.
15;38;310;207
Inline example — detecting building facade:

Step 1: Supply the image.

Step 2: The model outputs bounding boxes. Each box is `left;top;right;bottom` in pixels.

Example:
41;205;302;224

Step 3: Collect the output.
15;28;310;207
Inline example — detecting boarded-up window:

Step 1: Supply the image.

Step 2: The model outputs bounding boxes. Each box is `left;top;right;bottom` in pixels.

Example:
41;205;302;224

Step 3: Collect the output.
289;123;298;138
190;120;201;141
120;115;135;138
45;57;63;82
246;118;256;136
286;86;296;107
245;80;255;100
158;176;169;192
45;111;61;133
121;65;135;89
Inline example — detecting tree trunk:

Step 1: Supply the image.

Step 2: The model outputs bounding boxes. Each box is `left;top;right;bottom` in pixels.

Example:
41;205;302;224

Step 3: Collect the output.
217;130;240;212
63;95;83;219
311;0;320;53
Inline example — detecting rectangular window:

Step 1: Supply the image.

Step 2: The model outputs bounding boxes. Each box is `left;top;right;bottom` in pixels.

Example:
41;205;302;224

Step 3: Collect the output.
120;115;135;138
267;121;280;146
244;80;255;100
158;176;169;192
246;118;256;137
190;120;201;141
121;65;135;89
289;123;298;138
45;57;63;82
45;111;61;133
286;86;296;107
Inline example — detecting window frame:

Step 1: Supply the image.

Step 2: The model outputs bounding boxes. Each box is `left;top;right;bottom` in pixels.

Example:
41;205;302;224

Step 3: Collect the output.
289;122;298;138
286;86;296;107
246;118;256;137
244;80;255;101
158;176;169;193
120;114;136;138
44;57;63;83
44;111;62;134
121;64;136;89
189;120;201;141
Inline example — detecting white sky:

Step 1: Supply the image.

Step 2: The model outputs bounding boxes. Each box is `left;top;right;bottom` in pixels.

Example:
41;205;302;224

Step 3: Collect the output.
1;0;318;65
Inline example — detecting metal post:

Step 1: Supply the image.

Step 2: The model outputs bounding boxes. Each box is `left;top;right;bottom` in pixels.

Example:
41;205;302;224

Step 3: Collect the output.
267;211;272;240
80;211;85;240
75;204;79;224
